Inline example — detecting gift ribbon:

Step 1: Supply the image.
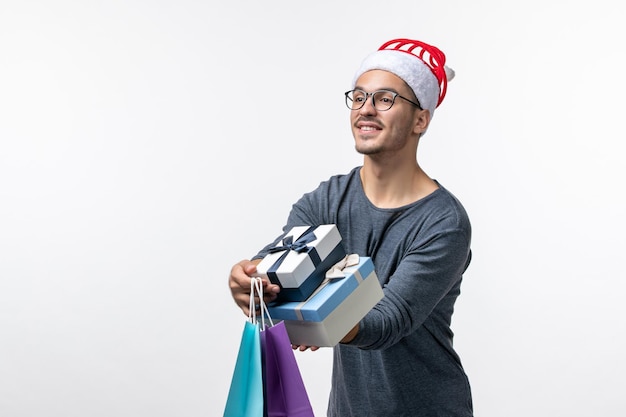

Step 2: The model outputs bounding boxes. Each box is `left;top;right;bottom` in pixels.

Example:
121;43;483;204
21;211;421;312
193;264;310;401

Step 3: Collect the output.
267;226;322;285
268;229;317;254
293;254;361;321
325;253;360;279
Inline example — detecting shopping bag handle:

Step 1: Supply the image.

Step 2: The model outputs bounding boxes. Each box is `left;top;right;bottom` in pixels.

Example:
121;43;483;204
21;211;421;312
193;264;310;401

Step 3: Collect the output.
248;279;256;324
249;278;275;329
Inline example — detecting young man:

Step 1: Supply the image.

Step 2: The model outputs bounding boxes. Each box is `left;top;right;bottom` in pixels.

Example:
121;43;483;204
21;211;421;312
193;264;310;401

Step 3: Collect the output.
228;38;473;416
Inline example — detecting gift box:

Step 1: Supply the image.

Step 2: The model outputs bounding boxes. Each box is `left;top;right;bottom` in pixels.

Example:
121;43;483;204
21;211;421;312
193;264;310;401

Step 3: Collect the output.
267;255;384;347
253;224;346;302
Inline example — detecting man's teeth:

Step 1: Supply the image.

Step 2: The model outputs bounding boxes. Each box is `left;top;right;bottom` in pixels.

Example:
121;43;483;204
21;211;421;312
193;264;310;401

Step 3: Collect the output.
361;126;377;131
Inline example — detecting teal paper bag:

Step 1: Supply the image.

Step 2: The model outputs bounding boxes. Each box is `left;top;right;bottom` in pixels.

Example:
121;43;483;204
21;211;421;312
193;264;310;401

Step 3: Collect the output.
223;320;263;417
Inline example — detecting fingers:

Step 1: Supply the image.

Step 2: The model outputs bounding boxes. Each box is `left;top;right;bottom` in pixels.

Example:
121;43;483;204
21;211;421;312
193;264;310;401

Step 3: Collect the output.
265;281;281;297
291;344;320;352
229;259;281;314
242;262;258;276
229;260;254;315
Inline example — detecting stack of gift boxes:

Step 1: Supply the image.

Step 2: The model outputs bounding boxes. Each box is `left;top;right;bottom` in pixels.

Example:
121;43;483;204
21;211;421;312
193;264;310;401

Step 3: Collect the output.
253;224;384;347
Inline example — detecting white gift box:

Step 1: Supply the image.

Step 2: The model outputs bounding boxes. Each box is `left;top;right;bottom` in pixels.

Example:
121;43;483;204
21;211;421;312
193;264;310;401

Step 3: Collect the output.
269;256;384;347
254;224;346;302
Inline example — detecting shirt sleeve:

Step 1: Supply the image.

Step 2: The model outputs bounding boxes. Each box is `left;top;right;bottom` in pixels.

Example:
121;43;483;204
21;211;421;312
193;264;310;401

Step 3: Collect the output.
349;224;471;350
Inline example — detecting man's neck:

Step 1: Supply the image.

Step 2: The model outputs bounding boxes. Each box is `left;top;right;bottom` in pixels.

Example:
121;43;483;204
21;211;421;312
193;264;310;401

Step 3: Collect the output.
359;160;438;209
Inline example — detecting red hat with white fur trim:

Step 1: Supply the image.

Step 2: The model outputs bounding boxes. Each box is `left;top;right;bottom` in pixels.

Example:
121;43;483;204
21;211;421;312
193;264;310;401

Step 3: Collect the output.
352;38;455;118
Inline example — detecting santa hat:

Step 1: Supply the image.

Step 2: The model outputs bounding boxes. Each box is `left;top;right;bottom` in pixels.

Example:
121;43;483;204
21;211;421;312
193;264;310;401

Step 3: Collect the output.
352;38;455;117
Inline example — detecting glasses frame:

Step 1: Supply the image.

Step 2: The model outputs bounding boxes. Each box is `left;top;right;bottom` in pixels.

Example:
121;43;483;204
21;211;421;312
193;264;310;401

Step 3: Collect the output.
344;88;422;111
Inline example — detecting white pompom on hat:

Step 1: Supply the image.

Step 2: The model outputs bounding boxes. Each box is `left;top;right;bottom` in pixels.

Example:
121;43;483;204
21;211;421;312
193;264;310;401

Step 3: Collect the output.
352;38;454;117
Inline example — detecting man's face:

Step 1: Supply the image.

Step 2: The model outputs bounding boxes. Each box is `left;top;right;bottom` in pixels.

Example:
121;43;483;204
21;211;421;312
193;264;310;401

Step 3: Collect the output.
350;70;424;156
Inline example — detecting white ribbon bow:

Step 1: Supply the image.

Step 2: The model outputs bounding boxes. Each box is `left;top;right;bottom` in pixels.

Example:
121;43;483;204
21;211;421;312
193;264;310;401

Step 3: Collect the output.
325;254;360;279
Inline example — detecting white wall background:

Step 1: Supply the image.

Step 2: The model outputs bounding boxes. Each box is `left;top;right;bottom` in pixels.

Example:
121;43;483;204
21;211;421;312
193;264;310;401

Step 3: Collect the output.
1;1;624;416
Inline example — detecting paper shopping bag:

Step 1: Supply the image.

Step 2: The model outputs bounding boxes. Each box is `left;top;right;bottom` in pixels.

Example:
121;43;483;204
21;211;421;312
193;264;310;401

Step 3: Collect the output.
223;281;264;417
261;321;314;417
223;320;263;417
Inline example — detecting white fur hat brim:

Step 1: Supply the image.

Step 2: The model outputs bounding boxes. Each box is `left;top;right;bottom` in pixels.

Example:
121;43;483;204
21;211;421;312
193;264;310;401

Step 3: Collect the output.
352;49;454;117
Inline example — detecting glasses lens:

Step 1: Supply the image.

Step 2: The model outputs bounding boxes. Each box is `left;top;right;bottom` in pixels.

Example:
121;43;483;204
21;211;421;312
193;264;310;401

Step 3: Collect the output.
345;90;397;111
346;90;366;110
372;91;395;111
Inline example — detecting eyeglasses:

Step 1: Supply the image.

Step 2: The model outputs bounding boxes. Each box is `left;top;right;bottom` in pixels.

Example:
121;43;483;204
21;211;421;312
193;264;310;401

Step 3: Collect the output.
344;89;422;111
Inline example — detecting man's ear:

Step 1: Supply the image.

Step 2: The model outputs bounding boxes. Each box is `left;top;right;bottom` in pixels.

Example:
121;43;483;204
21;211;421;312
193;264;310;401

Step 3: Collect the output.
413;109;431;135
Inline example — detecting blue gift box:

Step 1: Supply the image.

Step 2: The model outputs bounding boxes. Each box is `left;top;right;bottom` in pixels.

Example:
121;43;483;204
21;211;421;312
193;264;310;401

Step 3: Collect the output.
268;256;377;322
266;255;384;347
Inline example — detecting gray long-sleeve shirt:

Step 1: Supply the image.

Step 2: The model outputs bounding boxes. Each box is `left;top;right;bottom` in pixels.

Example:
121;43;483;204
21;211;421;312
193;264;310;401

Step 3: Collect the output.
255;166;473;417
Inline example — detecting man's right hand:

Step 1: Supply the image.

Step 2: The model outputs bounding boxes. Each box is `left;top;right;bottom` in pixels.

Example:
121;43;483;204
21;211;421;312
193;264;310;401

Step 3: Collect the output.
228;259;280;316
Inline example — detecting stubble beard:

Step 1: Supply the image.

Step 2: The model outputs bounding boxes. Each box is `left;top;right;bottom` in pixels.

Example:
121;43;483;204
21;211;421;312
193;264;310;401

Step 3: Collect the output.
355;142;382;155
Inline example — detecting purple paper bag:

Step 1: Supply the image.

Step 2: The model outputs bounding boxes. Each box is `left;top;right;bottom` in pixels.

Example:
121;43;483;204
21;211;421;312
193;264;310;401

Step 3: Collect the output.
261;321;314;417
